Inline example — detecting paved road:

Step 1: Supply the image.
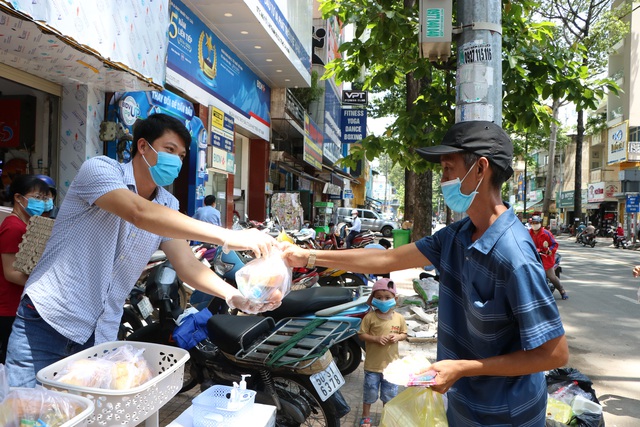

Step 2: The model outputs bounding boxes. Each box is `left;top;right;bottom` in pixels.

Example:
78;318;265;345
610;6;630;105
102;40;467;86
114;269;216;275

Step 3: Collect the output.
554;235;640;427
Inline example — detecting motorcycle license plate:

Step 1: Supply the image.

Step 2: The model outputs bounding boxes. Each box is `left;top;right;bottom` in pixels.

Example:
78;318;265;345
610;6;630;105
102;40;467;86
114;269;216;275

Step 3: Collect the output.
310;360;344;401
137;296;154;319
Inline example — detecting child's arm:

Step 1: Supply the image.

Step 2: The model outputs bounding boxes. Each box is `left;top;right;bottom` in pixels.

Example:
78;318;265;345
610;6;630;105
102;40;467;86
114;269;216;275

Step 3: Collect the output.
360;332;391;346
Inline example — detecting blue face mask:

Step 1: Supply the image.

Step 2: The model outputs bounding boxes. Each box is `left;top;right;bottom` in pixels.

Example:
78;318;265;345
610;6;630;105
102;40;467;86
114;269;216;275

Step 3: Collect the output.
44;198;54;212
20;196;46;217
441;161;483;213
142;142;183;187
371;298;396;313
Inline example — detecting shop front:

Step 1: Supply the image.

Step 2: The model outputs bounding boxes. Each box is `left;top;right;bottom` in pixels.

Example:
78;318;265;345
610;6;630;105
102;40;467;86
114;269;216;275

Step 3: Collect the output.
165;0;272;225
0;1;167;207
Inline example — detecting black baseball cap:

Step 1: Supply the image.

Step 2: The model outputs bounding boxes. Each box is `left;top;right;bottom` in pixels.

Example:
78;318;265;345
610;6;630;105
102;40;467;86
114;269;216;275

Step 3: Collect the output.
416;121;514;178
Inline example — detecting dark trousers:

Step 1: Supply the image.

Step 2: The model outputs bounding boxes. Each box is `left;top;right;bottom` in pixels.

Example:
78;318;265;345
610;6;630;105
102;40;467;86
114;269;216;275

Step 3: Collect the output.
346;230;359;248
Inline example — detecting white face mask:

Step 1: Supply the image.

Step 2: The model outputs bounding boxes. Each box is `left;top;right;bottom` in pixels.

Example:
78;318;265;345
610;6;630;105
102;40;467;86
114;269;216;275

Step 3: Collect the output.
531;223;542;231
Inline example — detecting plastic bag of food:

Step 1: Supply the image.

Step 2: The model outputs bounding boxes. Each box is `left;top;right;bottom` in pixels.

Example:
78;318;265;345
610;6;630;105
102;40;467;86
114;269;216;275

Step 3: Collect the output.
0;387;83;427
380;386;448;427
383;353;437;387
236;248;292;304
57;344;154;390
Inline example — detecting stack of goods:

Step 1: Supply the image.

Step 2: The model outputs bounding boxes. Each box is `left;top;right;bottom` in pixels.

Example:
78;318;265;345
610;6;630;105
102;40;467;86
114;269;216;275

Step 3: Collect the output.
13;215;55;275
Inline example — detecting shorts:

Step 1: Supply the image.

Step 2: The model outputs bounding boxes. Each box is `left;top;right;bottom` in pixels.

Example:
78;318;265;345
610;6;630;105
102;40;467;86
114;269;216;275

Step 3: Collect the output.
363;370;398;404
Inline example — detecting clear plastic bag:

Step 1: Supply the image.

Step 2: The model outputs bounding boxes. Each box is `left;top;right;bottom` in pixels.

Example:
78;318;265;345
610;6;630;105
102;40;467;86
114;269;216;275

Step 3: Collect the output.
0;386;83;427
383;353;436;387
380;386;448;427
236;248;292;304
56;344;154;390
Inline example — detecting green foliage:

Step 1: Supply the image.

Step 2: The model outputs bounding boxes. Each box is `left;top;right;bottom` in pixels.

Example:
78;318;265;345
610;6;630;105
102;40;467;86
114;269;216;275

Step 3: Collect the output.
289;70;324;110
321;0;623;174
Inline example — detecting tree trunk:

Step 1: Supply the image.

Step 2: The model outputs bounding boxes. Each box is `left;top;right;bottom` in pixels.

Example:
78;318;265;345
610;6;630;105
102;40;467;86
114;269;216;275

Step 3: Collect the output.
404;169;415;222
543;99;560;219
412;170;433;240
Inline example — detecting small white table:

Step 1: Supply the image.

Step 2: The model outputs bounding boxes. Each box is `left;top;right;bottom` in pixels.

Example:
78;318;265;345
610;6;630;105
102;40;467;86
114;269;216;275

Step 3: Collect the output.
166;404;276;427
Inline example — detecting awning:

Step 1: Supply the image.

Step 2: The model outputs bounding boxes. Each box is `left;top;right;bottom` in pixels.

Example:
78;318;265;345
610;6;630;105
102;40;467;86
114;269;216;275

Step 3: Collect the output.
321;164;360;185
0;4;162;92
513;200;544;213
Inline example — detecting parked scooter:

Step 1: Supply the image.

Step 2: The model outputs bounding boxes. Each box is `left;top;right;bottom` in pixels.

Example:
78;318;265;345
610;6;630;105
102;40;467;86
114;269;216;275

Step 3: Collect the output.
211;246;368;375
265;286;370;376
126;260;352;426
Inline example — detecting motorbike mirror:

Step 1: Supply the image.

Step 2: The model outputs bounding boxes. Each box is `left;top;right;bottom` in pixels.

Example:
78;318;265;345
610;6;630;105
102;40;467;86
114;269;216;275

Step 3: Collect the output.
156;263;178;285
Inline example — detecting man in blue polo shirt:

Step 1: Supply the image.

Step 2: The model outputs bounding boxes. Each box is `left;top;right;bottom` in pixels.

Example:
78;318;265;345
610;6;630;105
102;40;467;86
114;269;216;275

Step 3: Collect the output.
283;121;568;426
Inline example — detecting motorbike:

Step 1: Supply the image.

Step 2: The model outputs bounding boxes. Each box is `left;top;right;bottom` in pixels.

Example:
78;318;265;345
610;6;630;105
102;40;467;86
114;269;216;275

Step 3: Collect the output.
212;247;367;376
265;286;370;377
613;234;630;249
576;231;597;247
126;259;352;426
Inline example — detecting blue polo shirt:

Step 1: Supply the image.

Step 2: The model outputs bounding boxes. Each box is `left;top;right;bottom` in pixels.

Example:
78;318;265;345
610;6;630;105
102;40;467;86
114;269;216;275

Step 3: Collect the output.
415;206;564;426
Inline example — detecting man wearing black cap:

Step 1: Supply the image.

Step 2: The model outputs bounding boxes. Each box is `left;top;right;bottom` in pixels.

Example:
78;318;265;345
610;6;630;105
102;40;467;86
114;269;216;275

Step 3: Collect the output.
283;121;568;426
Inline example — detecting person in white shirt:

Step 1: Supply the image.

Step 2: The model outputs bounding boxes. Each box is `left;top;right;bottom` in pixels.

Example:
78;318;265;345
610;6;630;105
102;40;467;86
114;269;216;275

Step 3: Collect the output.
346;209;362;249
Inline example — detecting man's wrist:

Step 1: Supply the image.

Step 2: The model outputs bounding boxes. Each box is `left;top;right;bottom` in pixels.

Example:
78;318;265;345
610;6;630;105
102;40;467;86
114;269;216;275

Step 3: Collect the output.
306;249;317;269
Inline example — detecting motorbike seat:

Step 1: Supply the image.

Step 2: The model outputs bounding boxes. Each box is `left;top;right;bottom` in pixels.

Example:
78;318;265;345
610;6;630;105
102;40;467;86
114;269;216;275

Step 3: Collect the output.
208;314;275;355
267;287;354;321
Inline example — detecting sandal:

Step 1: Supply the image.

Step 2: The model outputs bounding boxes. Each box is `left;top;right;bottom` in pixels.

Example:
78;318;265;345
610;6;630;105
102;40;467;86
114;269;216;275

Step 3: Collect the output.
360;417;372;427
561;293;569;300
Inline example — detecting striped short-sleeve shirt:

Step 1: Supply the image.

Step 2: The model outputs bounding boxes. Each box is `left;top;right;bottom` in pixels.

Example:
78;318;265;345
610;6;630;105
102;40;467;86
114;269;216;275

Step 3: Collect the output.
415;206;565;427
24;156;178;344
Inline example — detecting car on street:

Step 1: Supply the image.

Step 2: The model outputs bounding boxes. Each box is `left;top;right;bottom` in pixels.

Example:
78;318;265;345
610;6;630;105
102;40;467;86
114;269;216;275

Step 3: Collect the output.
335;207;399;237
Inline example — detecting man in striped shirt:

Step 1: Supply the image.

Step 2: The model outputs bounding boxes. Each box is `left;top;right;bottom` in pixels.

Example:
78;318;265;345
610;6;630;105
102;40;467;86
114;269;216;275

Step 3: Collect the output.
6;114;278;388
283;121;568;426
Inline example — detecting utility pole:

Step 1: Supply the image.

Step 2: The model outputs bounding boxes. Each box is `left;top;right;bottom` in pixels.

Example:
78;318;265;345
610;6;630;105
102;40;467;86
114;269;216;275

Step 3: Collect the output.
455;0;502;125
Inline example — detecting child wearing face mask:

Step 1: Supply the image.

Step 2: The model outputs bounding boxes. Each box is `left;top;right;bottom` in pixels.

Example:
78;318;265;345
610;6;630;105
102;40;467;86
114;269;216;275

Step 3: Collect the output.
529;215;568;300
358;278;407;427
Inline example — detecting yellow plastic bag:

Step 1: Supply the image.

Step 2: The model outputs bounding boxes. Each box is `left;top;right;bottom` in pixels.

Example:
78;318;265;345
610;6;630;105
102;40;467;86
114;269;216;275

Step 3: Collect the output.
380;387;448;427
276;229;295;244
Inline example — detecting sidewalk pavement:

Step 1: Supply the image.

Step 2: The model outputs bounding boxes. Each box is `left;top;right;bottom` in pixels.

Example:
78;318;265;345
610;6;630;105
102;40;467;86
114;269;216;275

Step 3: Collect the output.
155;268;434;427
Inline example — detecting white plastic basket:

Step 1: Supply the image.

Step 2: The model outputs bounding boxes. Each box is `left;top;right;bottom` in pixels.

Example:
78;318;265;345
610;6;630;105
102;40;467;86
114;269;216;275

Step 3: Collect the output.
3;387;94;427
192;385;257;427
36;341;190;426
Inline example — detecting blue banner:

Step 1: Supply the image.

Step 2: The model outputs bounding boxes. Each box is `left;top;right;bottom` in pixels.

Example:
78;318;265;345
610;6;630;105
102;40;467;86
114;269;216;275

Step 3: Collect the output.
626;194;639;213
167;0;271;126
341;108;367;143
106;90;207;216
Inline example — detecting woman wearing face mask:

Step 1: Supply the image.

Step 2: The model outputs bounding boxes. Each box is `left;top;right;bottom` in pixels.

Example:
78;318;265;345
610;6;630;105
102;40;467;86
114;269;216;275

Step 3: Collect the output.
0;174;49;363
529;215;567;300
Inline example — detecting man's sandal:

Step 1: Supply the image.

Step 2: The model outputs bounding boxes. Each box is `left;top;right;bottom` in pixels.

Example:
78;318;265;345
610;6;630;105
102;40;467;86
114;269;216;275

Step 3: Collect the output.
360;417;372;427
561;293;569;300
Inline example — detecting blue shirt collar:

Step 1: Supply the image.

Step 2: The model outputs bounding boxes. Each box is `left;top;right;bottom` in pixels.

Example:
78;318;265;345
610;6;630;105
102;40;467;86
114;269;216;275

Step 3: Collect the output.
463;202;517;255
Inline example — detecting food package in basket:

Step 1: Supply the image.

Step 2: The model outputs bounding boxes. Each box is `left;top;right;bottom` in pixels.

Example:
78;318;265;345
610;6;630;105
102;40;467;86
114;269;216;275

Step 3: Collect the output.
56;344;154;390
383;353;437;387
236;248;292;304
0;386;88;427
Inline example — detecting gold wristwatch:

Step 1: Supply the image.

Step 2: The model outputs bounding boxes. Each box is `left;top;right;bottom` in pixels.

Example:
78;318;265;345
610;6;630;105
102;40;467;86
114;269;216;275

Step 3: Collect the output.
306;249;317;269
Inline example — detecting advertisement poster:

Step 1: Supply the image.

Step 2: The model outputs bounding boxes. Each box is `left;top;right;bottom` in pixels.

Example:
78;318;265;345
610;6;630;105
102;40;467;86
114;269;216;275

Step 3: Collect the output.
210;107;235;153
304;114;323;170
167;0;271;137
323;81;342;165
607;121;627;165
106;90;207;216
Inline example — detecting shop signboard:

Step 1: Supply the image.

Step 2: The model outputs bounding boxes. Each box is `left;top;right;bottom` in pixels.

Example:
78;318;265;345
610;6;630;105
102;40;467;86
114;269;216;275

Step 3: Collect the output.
557;191;575;208
304;114;323;170
587;182;605;203
106;90;207;216
166;0;271;140
340;108;367;143
343;189;354;199
626;194;639;213
607;121;628;164
323;81;342;165
210;107;234;152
